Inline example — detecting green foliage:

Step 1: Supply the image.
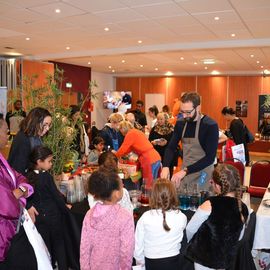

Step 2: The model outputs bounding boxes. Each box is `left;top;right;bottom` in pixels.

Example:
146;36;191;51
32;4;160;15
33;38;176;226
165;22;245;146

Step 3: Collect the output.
22;66;98;175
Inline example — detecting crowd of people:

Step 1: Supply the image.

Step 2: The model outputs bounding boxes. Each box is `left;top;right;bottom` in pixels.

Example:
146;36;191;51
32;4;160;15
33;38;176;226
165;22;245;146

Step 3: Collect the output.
0;92;253;270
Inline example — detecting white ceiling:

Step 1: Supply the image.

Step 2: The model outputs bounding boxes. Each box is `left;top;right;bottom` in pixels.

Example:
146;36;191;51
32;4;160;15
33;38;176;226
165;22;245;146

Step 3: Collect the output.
1;0;270;75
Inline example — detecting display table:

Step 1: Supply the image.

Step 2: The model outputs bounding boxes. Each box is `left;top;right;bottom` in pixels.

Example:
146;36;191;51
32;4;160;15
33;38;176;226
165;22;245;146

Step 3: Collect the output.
248;140;270;154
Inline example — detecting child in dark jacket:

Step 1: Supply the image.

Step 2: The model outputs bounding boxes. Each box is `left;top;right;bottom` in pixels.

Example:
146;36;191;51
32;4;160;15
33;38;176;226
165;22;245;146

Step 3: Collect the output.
26;145;70;270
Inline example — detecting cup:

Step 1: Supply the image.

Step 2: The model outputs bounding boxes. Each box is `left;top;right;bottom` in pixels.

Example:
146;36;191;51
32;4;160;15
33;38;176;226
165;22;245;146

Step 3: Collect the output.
200;190;209;205
129;190;142;209
189;194;200;211
179;194;190;210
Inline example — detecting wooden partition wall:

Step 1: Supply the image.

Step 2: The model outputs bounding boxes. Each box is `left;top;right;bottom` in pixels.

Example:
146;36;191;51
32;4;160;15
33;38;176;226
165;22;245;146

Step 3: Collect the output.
116;75;270;134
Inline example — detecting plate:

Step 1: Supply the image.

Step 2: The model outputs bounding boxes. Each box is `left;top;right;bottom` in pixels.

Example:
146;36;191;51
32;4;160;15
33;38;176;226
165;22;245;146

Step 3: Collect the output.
263;199;270;207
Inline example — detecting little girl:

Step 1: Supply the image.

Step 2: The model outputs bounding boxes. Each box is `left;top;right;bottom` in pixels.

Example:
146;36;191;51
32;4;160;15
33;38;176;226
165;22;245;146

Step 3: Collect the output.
26;145;69;270
134;178;187;270
87;136;104;164
80;170;135;270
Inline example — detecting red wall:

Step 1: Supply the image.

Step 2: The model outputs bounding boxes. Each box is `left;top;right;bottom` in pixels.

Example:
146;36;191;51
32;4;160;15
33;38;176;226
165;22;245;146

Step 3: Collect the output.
50;61;91;123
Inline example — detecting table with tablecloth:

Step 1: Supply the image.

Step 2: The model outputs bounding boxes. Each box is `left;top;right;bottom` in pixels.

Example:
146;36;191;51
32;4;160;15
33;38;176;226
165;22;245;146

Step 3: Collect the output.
252;184;270;268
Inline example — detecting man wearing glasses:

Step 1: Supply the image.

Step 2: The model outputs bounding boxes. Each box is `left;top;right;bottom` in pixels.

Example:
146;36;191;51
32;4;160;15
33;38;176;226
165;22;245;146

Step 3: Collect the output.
161;92;219;193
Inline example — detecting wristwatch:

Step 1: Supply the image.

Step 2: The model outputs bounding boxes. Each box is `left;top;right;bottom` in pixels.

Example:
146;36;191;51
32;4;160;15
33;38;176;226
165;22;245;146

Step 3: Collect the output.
19;186;27;194
183;167;188;175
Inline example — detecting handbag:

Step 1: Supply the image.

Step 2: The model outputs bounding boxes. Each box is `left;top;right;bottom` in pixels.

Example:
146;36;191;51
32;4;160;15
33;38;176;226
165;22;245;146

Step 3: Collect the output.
21;209;53;270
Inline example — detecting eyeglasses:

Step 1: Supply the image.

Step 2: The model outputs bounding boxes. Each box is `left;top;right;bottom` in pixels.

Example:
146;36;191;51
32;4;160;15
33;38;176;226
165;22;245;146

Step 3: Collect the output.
180;107;195;115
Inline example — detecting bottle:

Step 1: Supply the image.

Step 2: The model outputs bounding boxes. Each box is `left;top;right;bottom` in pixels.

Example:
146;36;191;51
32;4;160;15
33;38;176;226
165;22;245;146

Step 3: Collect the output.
140;179;150;206
190;184;200;211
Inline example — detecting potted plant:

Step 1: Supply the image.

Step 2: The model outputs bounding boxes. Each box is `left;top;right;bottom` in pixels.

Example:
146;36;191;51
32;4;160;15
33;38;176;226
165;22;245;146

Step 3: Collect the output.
21;66;98;176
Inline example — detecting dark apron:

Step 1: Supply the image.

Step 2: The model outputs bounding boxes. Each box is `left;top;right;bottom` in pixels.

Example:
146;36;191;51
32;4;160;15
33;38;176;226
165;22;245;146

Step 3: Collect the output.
181;115;214;193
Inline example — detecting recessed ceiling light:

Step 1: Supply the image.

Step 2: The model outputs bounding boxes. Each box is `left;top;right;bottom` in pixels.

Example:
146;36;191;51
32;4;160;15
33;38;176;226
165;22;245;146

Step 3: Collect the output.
140;64;143;67
138;40;142;44
55;9;61;13
25;37;30;41
261;65;264;68
112;69;115;73
204;66;208;70
87;61;91;65
180;57;184;60
250;54;254;58
104;27;109;31
194;62;198;65
214;16;220;21
66;46;70;50
211;70;220;75
121;60;125;63
203;59;215;64
155;68;158;71
108;65;112;69
231;33;236;37
256;60;260;64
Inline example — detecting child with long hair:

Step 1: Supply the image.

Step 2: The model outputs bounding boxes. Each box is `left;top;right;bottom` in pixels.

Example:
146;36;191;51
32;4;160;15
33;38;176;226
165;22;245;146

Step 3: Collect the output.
80;170;135;270
87;136;105;164
26;145;69;270
185;164;249;270
134;178;187;270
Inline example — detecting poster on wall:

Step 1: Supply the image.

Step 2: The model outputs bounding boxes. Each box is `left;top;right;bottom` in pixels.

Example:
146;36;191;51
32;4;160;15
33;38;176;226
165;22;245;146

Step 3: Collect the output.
235;100;248;117
0;87;8;117
258;95;270;131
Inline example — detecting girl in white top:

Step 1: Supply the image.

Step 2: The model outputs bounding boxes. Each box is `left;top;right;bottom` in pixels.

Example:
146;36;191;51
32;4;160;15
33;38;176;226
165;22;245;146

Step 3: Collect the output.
134;179;187;270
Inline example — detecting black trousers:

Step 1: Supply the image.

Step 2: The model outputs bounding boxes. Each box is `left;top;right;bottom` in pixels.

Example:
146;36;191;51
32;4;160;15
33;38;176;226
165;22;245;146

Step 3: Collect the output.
35;213;67;270
145;254;180;270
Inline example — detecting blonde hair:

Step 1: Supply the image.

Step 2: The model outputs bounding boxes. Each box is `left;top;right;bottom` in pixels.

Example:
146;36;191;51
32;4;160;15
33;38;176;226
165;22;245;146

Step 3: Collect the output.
150;178;179;231
157;112;169;122
118;120;133;134
109;113;124;123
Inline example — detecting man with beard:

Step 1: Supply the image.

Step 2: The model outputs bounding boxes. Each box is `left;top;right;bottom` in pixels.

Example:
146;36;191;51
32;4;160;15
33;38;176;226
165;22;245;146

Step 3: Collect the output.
132;100;147;128
161;92;218;193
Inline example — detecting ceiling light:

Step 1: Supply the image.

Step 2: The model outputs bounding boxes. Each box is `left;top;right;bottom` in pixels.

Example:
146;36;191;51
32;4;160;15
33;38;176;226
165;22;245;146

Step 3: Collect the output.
261;65;264;68
204;67;208;70
250;54;254;58
214;16;220;21
112;69;115;73
66;46;70;50
211;70;220;75
180;57;184;60
140;64;143;67
87;62;91;65
194;62;198;65
104;27;109;31
138;40;142;44
108;66;112;69
25;37;30;41
155;68;158;71
256;61;260;64
55;9;61;13
231;33;236;37
203;59;215;64
165;71;173;76
121;60;125;63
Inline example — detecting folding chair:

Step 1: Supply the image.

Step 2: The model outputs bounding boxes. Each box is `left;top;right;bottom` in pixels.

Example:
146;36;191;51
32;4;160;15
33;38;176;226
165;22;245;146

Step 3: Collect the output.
248;160;270;198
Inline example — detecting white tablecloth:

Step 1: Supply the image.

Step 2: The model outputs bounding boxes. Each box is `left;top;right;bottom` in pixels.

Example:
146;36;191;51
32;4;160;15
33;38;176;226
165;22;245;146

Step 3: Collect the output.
253;185;270;250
